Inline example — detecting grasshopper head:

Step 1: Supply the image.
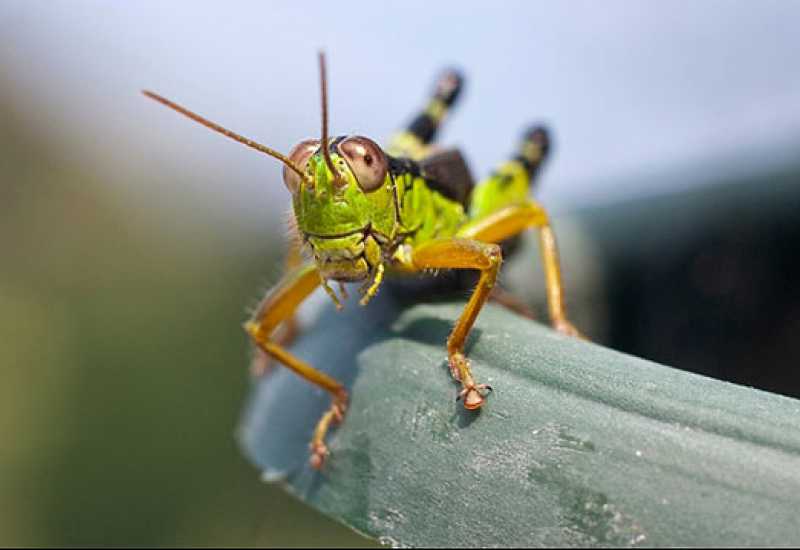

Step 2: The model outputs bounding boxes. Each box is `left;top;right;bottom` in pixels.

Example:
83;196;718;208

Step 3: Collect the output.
283;136;394;282
142;53;393;289
279;52;396;285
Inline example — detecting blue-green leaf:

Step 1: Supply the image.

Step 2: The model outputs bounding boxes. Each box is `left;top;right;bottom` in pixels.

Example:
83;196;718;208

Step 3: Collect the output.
239;292;800;547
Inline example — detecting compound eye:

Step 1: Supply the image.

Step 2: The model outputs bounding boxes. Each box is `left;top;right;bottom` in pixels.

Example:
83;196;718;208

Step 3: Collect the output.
283;139;319;193
339;136;388;192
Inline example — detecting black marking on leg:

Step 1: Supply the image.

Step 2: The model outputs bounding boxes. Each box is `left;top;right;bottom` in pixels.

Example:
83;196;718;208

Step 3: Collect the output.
434;69;464;107
515;125;551;182
409;114;437;144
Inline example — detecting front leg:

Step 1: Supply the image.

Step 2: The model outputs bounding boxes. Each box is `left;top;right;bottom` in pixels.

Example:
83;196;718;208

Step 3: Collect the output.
250;234;307;377
244;263;348;469
401;238;502;409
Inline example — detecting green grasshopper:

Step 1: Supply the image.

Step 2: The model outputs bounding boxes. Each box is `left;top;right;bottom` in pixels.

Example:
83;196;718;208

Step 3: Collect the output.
144;53;582;469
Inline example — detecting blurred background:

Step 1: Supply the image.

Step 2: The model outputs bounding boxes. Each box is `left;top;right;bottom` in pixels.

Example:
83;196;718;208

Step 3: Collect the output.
2;1;799;546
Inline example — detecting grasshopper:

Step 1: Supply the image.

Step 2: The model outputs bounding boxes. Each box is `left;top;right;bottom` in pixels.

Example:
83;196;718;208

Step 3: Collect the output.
144;53;582;469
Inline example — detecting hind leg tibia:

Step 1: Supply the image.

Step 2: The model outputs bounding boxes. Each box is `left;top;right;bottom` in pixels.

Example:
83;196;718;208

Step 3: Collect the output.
458;201;583;339
387;70;464;160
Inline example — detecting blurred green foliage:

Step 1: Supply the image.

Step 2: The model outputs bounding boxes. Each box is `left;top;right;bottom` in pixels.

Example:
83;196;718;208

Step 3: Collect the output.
0;101;372;546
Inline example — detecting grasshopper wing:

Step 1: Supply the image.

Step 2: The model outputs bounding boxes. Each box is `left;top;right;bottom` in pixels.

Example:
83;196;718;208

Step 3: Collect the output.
419;149;475;208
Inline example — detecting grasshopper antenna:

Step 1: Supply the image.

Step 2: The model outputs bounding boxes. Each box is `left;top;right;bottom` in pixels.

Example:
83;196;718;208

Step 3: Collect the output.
318;52;342;186
142;90;309;184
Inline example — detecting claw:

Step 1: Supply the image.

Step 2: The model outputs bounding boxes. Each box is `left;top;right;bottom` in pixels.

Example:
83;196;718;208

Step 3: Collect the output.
332;401;346;423
309;442;328;470
458;383;492;410
308;390;348;469
553;319;585;339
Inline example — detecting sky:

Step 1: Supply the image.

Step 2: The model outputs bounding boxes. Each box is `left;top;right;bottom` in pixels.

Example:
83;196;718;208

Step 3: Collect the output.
2;1;799;226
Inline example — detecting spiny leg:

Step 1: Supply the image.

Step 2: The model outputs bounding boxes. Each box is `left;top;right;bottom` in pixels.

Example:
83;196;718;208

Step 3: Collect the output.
387;69;464;160
401;238;502;409
457;201;583;338
244;263;348;469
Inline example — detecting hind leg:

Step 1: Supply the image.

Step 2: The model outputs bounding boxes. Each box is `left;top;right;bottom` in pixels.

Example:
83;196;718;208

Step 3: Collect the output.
387;70;464;160
468;125;550;220
462;126;581;337
458;201;582;338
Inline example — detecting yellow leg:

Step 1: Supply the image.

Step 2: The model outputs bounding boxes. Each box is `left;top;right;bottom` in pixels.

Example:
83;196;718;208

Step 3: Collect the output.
250;237;308;377
402;238;502;409
244;263;348;469
457;201;583;338
282;221;307;338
